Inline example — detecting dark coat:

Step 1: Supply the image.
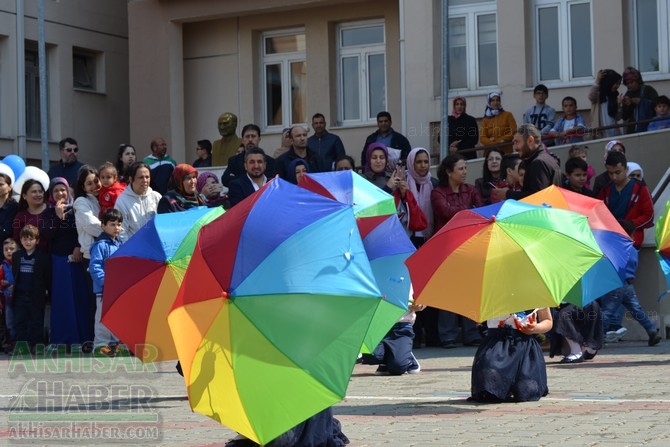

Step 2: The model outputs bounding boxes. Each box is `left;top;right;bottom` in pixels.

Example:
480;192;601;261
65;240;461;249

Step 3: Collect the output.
361;129;411;166
221;150;276;187
228;175;260;207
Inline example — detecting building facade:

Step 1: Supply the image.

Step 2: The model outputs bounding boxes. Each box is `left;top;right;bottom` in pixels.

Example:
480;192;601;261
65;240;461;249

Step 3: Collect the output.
0;0;129;169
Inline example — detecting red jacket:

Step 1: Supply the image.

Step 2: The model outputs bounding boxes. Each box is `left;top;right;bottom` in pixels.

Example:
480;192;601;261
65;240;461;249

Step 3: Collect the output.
393;189;428;233
99;181;127;214
599;179;653;247
431;183;484;232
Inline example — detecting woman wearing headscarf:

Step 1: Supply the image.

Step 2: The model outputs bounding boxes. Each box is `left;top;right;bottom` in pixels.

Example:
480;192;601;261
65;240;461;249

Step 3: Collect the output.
49;177;91;347
588;69;623;138
479;92;517;151
621;66;658;134
448;97;479;159
363;142;394;192
157;164;205;213
196;172;228;208
287;158;309;185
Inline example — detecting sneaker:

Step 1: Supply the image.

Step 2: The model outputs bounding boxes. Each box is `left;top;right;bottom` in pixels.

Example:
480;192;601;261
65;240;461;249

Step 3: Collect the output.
648;329;662;346
614;327;627;340
113;345;130;356
407;353;421;374
375;364;389;375
94;345;115;357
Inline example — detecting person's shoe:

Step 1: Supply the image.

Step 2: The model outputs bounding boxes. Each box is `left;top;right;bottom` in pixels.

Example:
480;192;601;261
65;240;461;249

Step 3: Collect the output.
442;341;458;349
375;364;389;375
407;353;421;374
114;345;130;356
559;353;583;364
582;350;598;360
648;329;662;346
94;345;115;357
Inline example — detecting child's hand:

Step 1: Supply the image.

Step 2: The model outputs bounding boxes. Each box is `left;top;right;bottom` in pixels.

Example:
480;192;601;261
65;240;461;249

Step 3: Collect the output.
409;303;426;313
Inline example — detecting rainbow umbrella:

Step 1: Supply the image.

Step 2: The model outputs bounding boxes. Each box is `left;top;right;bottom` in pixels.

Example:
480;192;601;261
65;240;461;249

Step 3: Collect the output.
406;200;610;323
521;185;627;301
655;200;670;294
301;171;412;352
168;178;383;446
101;206;224;362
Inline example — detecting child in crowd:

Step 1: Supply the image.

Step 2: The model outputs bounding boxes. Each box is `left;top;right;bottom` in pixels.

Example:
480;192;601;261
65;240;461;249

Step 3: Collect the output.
647;95;670;131
11;225;51;353
359;294;425;375
600;220;662;346
563;157;594;197
503;153;523;190
0;238;17;353
547;96;587;146
568;146;595;189
89;209;124;357
470;307;553;402
523;84;556;146
196;172;228;208
335;155;356;171
98;162;126;215
627;162;644;182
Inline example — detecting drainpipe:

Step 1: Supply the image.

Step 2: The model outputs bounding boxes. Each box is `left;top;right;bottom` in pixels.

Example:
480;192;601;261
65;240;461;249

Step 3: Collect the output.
38;0;49;170
399;0;407;136
16;0;26;159
440;0;449;161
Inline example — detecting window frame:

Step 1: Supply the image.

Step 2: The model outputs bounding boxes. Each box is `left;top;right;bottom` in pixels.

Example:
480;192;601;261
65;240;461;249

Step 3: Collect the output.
260;28;306;131
447;1;498;93
628;0;669;75
336;20;387;127
73;47;104;93
532;0;594;84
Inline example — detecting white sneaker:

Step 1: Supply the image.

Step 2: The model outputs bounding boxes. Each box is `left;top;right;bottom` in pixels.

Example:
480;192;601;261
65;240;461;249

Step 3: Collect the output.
407;353;421;374
614;327;627;340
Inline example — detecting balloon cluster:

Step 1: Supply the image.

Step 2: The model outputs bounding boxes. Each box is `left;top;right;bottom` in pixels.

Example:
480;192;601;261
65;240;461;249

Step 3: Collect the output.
0;154;50;195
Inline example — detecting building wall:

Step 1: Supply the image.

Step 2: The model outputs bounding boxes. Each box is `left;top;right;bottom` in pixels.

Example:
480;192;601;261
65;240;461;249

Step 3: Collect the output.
0;0;129;168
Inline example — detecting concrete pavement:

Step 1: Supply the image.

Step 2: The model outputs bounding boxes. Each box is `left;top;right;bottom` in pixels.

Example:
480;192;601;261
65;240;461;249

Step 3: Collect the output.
0;340;669;446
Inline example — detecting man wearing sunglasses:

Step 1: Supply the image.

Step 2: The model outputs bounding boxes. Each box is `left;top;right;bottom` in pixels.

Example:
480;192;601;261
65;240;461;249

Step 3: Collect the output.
48;137;85;185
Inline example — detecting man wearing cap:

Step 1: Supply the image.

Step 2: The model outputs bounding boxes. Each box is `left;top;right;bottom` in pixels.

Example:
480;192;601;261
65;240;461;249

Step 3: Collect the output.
48;137;85;186
523;84;556;147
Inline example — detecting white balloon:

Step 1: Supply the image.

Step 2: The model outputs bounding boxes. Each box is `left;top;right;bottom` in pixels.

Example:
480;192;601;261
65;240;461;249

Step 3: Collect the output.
13;166;50;195
0;163;16;186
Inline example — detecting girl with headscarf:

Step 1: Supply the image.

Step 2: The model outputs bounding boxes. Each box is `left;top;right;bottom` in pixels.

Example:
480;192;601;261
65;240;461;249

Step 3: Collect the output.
196;172;228;208
621;66;658;134
157;164;205;213
448;97;479;159
480;92;517;150
406;148;437;245
588;69;623;138
287;158;309;185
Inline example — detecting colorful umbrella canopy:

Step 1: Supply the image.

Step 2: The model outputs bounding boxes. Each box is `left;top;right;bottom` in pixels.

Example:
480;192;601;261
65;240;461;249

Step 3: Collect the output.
168;178;384;445
101;206;224;362
300;170;396;237
521;185;627;301
655;200;670;292
301;171;412;352
406;200;611;323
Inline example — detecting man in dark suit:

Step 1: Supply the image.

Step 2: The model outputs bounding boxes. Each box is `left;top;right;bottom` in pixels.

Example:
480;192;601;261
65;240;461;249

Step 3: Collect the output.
227;147;268;207
221;123;276;187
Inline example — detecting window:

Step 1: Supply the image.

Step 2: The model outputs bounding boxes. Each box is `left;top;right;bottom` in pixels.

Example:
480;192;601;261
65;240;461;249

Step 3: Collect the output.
337;21;386;124
261;30;306;129
534;1;593;82
25;48;41;138
73;47;102;91
628;0;670;73
448;0;498;91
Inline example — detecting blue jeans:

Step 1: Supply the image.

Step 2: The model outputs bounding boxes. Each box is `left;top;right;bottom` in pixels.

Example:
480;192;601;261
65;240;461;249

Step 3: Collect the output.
600;284;656;334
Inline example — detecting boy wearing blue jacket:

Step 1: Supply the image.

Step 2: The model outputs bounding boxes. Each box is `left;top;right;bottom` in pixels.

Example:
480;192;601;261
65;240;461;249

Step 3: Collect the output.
89;209;123;357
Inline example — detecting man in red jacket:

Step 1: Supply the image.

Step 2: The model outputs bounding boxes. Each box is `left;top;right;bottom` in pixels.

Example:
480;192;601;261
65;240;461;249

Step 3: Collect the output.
598;151;653;248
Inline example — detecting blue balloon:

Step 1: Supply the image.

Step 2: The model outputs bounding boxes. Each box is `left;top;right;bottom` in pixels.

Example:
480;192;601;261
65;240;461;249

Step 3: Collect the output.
1;154;26;179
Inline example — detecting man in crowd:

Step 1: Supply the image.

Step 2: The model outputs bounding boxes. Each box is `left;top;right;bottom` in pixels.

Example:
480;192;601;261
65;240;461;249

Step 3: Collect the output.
48;137;85;185
308;113;345;171
275;125;323;180
221;124;276;187
142;137;176;195
361;111;411;166
227;147;269;207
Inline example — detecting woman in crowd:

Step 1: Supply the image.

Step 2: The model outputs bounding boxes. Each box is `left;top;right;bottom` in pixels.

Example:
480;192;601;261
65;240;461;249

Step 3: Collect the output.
49;177;90;348
73;166;103;350
193;140;213;168
157;164;205;213
363;142;394;193
287;159;309;185
114;162;161;240
448;96;479;159
431;154;484;349
621;66;658;134
0;170;18;243
13;179;56;252
479;92;517;151
115;144;137;184
588;69;622;138
334;155;356;172
196;172;228;208
475;148;507;205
